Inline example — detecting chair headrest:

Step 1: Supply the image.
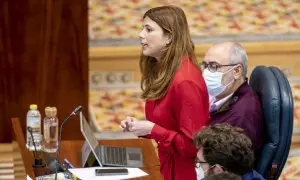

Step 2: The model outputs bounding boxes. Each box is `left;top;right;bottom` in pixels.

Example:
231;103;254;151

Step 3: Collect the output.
269;66;294;179
250;66;281;177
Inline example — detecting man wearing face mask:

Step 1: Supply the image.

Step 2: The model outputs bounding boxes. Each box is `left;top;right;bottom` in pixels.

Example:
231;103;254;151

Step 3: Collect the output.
201;42;264;151
193;123;265;180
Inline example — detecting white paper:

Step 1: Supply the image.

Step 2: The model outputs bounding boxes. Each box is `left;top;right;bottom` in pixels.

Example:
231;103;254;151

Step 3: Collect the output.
27;175;32;180
35;173;67;180
68;167;148;180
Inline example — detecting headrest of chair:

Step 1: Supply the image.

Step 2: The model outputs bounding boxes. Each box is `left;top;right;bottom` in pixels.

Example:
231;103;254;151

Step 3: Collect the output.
249;66;281;177
250;66;281;141
269;66;294;179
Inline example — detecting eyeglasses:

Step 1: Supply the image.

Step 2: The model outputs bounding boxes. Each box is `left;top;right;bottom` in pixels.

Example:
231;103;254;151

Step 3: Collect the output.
195;158;209;168
200;61;238;72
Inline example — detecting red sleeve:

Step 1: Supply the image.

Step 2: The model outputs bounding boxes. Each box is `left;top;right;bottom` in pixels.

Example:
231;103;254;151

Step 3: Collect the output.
150;81;209;158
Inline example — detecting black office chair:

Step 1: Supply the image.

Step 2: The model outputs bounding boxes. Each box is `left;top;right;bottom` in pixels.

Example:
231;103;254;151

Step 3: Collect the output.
268;66;293;179
249;66;281;178
249;66;294;179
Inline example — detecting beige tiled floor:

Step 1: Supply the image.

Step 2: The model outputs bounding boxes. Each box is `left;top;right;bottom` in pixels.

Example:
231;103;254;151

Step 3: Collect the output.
0;143;26;180
0;143;14;180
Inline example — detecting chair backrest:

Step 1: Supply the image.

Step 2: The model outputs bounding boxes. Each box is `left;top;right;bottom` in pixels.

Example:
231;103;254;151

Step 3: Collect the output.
11;118;35;179
249;66;281;177
268;66;294;179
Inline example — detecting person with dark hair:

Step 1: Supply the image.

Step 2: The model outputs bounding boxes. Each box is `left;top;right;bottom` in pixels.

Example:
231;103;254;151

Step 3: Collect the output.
120;5;210;180
194;123;264;180
203;172;241;180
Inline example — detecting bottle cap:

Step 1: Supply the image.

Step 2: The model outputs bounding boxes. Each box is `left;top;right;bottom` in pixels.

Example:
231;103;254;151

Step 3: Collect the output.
30;104;38;110
52;107;57;116
45;107;57;117
45;107;52;117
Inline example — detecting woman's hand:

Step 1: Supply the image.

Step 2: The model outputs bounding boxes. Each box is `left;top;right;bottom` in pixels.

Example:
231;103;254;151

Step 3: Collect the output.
120;116;136;132
120;116;155;136
129;119;155;136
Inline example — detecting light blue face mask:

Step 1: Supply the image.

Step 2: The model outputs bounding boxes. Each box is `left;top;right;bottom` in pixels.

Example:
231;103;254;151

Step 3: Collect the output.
203;68;235;97
195;166;204;180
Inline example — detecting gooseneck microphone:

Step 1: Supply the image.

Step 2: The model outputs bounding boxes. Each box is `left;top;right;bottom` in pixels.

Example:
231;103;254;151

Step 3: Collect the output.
27;127;45;168
54;105;83;180
69;105;83;117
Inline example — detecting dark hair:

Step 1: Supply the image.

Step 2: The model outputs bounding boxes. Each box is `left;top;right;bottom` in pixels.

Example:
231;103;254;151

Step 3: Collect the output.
194;123;254;175
203;172;241;180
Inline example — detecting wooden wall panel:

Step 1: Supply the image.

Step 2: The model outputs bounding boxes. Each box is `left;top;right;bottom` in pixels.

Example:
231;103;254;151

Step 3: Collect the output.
0;0;88;142
89;41;300;81
0;0;17;143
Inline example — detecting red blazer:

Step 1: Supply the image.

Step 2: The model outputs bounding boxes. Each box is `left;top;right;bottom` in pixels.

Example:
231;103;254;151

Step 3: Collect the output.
145;58;210;180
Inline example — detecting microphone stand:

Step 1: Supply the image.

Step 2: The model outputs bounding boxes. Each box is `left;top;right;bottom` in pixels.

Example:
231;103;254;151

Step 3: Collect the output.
27;127;45;175
54;105;82;180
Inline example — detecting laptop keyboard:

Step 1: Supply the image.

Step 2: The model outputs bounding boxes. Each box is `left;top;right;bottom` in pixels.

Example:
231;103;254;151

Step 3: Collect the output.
103;146;127;166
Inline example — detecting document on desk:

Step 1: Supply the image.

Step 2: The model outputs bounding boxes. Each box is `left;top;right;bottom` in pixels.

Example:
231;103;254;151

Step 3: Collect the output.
35;173;70;180
68;167;148;180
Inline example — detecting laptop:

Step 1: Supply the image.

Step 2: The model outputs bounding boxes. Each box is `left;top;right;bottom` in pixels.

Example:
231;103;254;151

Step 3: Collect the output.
79;112;144;168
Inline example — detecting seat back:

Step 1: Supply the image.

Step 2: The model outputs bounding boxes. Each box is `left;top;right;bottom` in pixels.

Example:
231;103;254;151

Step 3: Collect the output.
269;66;294;179
249;66;281;177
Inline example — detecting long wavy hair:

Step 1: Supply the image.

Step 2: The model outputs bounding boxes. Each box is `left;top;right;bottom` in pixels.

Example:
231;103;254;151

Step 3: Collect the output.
140;6;198;100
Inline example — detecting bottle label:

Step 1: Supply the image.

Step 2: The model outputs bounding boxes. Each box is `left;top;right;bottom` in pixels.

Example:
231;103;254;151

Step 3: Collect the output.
27;116;41;127
43;117;59;152
27;116;42;150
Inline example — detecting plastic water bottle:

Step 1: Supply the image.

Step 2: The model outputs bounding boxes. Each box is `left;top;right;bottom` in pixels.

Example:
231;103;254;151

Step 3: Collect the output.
43;107;59;153
26;104;42;151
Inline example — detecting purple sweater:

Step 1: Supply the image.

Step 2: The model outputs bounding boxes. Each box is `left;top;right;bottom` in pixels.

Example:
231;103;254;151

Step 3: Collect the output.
211;82;264;151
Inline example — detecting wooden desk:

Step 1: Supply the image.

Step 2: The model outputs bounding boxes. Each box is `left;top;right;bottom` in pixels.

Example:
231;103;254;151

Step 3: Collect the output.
12;117;161;179
59;139;161;180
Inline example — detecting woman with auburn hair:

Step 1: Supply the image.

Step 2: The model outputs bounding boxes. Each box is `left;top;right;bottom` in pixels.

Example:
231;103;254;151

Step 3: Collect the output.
120;5;210;180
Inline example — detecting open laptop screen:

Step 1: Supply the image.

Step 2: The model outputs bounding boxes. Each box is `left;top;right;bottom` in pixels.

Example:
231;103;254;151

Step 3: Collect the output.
80;112;102;167
80;112;99;149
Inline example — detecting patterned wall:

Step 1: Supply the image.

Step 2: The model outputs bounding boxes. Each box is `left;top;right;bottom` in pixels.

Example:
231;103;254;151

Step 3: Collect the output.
89;88;145;132
89;78;300;132
89;0;300;42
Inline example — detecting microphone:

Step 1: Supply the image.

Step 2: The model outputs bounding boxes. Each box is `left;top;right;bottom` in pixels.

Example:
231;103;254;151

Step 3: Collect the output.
27;127;45;168
54;105;83;179
70;105;83;117
42;151;64;172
